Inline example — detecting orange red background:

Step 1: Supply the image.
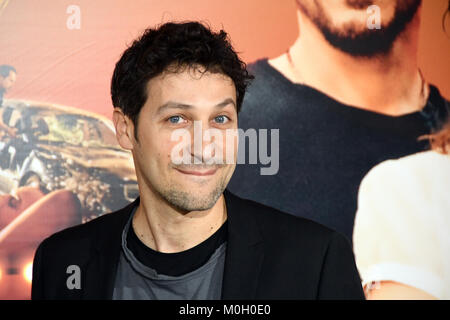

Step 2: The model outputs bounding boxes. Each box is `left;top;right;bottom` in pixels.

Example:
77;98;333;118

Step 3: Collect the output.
0;0;449;300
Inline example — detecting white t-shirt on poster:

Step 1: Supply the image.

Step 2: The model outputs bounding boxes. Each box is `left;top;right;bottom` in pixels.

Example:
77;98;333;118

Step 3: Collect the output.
353;151;450;299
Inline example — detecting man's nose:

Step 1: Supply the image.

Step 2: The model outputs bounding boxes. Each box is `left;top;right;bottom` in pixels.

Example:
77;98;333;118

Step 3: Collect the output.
189;120;220;164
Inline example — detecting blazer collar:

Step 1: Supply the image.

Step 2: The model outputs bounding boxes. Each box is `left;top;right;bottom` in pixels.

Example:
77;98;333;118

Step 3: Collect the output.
221;189;265;299
83;199;137;299
83;190;264;299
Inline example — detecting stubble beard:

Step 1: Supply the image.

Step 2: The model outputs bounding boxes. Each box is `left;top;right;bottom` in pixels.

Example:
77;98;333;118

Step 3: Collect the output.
159;180;227;213
296;0;422;57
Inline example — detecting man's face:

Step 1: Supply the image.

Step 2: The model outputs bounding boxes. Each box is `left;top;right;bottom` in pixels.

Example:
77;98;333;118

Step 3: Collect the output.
120;66;238;212
296;0;422;56
1;71;16;91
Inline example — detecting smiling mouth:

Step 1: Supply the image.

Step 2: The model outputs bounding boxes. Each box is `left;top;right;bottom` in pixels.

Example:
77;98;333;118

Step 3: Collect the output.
175;167;218;176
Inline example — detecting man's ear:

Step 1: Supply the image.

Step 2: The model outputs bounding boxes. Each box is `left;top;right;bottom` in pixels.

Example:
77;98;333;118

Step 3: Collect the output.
113;108;134;150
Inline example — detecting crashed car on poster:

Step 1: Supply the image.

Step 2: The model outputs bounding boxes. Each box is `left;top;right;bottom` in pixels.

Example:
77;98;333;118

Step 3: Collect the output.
0;99;138;218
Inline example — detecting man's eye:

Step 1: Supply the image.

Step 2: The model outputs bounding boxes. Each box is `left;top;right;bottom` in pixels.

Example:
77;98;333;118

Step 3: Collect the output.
214;115;229;124
168;116;185;124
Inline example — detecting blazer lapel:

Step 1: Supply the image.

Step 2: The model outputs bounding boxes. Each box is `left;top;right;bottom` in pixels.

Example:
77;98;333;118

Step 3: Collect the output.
221;190;265;299
81;199;138;300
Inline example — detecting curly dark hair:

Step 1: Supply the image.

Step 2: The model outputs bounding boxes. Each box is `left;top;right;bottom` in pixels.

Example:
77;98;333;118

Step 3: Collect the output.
111;21;254;138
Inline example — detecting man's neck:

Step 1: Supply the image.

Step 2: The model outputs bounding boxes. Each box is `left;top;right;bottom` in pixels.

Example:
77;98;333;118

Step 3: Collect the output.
269;9;428;116
132;186;227;253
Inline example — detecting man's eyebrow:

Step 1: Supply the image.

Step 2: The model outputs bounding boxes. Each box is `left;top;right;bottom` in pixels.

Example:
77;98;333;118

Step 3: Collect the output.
215;98;236;108
155;98;236;115
155;102;193;115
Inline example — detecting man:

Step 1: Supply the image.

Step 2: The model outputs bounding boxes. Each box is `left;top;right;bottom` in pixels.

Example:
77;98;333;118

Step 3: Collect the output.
31;22;364;300
228;0;450;241
0;65;17;137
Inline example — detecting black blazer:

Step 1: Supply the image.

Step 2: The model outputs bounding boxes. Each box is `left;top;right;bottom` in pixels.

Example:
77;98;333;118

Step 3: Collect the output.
31;190;364;300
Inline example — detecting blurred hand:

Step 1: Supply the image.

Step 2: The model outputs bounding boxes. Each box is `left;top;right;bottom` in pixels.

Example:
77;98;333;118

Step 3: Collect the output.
7;127;17;138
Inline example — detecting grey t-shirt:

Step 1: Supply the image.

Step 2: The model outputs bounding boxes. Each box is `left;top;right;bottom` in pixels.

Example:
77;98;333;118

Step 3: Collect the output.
112;208;227;300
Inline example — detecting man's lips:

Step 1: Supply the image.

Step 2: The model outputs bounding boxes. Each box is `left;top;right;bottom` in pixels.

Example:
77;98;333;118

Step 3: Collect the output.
175;167;218;176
